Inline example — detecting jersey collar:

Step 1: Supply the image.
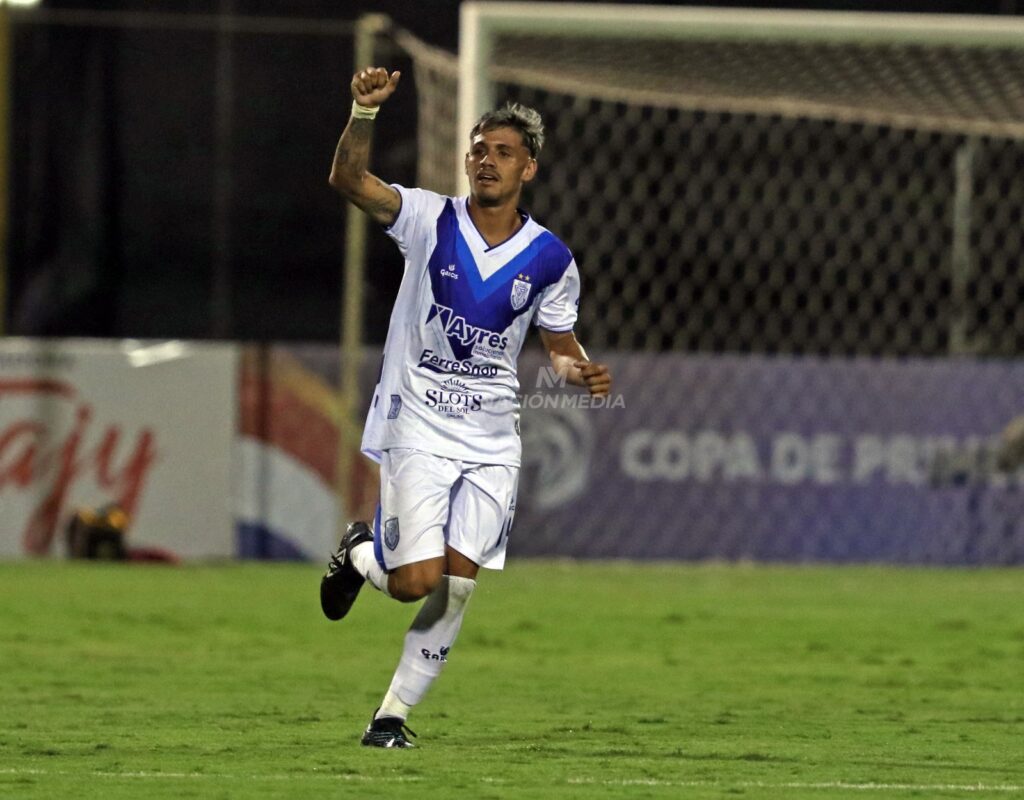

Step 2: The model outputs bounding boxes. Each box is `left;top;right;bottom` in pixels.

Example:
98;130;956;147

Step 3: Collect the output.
462;197;531;254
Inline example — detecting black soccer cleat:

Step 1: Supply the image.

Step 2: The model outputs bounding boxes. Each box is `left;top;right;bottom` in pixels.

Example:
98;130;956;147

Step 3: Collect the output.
361;713;417;749
320;521;374;621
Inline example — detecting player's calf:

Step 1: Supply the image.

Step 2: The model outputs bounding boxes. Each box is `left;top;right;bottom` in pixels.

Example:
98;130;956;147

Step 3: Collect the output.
367;574;477;740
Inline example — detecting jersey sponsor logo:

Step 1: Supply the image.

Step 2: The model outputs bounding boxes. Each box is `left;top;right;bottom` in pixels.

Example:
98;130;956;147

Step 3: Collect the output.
424;378;484;418
426;303;509;352
387;394;402;419
440;264;458;280
510;274;532;311
417;349;498;378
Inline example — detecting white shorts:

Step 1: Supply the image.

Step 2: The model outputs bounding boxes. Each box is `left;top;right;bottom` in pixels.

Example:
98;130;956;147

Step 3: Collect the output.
372;448;519;572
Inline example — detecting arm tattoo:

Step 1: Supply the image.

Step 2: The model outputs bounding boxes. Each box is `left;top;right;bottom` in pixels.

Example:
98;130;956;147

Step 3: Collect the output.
349;119;373;143
331;114;396;221
368;197;396;217
335;118;372;175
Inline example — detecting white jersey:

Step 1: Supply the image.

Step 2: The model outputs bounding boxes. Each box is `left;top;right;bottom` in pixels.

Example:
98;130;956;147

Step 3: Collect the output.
361;185;580;467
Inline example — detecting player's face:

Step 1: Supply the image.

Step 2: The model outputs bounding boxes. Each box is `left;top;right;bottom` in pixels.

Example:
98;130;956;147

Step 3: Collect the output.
464;127;537;207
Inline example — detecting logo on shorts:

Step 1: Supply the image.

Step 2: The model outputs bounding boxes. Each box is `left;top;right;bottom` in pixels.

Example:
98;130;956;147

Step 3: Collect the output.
511;275;532;311
387;394;402;420
384;516;400;550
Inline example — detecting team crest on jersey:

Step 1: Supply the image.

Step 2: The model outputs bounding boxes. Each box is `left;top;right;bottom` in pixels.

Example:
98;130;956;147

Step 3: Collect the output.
510;275;532;311
384;516;400;551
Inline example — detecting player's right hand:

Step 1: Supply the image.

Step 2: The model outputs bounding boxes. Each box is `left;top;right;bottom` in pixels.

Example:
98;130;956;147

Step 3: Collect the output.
351;67;401;108
573;360;612;398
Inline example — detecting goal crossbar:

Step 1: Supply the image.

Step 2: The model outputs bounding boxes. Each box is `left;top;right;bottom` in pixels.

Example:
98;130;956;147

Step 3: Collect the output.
457;2;1024;191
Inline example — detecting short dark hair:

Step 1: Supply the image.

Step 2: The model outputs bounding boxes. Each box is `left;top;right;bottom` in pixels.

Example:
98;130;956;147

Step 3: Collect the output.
470;102;545;158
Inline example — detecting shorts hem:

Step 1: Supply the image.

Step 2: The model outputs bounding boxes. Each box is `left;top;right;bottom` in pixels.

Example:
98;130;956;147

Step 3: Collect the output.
378;442;521;469
382;547;447;572
448;539;507;571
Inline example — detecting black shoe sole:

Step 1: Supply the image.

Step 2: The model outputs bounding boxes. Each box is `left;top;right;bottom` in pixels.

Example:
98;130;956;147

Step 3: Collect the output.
320;574;362;621
360;734;415;748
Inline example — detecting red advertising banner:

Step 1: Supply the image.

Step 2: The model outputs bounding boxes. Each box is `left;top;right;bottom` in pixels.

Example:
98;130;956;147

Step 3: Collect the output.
0;340;237;559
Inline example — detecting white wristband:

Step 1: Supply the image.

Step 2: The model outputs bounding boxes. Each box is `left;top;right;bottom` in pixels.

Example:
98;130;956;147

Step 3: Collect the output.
351;101;379;120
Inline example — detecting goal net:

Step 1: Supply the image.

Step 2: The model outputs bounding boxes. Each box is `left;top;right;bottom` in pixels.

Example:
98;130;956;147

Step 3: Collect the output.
389;11;1024;564
399;4;1024;356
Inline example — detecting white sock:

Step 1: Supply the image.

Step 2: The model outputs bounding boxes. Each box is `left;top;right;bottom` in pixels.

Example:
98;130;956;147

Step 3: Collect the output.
349;541;390;596
375;575;476;721
377;689;412;721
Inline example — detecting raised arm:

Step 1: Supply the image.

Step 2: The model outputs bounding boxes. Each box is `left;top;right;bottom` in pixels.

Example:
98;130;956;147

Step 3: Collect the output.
538;328;612;397
328;67;403;226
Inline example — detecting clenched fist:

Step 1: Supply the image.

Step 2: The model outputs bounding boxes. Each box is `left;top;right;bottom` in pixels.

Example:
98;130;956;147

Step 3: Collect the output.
573;360;612;397
352;67;401;108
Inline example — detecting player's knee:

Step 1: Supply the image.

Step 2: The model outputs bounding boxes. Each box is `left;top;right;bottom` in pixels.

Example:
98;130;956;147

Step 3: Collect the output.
388;566;443;602
391;576;439;602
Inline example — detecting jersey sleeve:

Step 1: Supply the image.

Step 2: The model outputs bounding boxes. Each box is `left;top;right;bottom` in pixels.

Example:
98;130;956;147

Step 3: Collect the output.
384;185;447;256
534;259;580;332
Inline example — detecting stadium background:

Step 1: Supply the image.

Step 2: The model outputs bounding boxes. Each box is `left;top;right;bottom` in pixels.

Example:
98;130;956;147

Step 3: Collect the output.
3;0;1024;564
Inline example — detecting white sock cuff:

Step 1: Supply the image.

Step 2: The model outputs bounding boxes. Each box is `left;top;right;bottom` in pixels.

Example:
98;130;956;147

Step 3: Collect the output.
349;540;390;596
446;575;476;606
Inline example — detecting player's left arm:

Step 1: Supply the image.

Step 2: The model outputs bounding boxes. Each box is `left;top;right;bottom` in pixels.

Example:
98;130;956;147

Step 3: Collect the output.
538;328;612;397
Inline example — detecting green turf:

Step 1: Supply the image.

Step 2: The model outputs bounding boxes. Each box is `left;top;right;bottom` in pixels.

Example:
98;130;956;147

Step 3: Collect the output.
0;561;1022;799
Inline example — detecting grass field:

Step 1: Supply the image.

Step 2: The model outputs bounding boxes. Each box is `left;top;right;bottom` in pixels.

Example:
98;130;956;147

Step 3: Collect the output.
1;561;1022;799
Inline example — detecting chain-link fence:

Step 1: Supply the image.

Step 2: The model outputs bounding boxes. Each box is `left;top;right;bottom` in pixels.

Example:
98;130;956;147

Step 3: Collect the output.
389;10;1024;564
393;28;460;197
397;17;1024;356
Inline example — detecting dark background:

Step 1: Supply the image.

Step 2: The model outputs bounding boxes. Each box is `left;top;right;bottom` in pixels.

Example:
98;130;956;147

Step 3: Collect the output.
8;0;1022;343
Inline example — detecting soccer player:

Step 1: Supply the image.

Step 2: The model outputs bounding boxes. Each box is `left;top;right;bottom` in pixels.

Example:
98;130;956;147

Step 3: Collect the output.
322;67;612;748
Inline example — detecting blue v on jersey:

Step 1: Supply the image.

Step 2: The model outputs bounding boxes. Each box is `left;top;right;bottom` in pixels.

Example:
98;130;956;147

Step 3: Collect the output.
361;185;580;467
